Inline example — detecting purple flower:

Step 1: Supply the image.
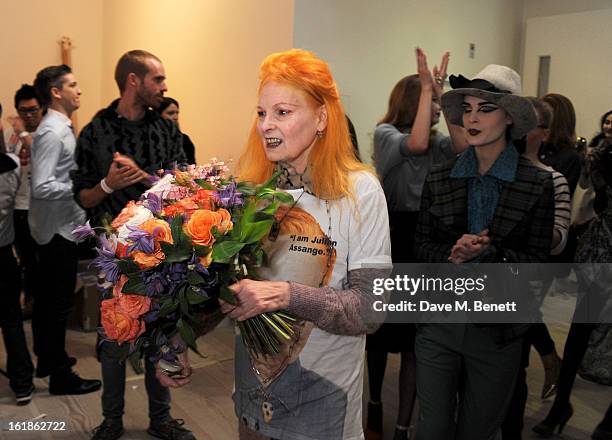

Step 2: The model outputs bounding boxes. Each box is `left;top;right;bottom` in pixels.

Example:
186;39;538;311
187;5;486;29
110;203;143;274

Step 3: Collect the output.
144;174;161;186
92;247;120;283
126;226;155;254
143;303;160;323
143;192;162;216
143;271;167;297
168;263;188;282
72;221;95;242
218;182;243;208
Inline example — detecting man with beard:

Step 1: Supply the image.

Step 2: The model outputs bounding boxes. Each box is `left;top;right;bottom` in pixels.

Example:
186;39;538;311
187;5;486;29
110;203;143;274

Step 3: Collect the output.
4;84;44;319
72;50;190;440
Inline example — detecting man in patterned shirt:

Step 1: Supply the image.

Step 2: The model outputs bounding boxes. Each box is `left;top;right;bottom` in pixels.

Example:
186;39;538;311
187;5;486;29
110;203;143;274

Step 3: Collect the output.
72;50;191;440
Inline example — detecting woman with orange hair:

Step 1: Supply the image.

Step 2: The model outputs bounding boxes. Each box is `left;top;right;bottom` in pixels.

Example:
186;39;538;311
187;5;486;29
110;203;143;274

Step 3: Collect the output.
226;48;392;439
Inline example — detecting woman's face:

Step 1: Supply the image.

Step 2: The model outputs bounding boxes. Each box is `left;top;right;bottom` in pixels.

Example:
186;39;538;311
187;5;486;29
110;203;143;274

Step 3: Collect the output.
526;108;550;152
431;97;441;126
161;103;180;124
462;95;512;148
603;114;612;139
257;81;327;173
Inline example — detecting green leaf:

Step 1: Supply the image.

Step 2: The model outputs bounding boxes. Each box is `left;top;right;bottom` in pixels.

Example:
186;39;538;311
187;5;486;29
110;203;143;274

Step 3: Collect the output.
194;179;217;190
159;218;193;263
128;350;143;374
123;274;147;296
242;219;274;244
157;298;178;317
177;319;197;352
186;288;208;304
193;245;210;257
259;171;280;192
212;240;245;263
179;288;190;315
236;182;255;196
186;271;205;285
116;258;140;274
219;285;236;305
269;191;294;204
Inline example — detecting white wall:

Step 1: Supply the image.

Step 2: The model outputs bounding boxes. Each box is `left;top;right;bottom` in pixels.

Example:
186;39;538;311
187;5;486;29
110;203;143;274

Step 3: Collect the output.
522;9;612;140
101;0;294;165
522;0;612;20
0;0;103;132
1;0;294;165
294;0;523;162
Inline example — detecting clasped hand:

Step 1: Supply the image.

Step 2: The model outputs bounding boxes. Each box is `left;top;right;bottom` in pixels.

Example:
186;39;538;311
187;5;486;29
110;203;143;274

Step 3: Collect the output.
448;229;490;264
105;152;149;190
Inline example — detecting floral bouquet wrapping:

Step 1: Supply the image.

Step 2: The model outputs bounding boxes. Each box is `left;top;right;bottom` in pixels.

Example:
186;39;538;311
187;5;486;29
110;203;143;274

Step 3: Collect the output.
73;160;296;372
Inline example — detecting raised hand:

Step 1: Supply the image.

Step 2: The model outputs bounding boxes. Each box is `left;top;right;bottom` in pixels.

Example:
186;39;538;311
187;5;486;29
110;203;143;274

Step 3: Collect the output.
416;47;433;90
432;52;450;98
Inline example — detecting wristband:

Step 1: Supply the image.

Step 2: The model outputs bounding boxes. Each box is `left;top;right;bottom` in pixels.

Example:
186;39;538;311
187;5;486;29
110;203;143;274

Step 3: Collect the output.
18;131;29;138
100;178;115;194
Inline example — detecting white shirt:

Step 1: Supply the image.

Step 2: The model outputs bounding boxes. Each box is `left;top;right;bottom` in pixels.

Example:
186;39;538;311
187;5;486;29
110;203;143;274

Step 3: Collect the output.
29;109;84;244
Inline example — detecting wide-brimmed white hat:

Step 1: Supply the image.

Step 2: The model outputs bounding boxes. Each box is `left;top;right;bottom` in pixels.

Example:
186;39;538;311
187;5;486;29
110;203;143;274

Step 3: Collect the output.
441;64;536;139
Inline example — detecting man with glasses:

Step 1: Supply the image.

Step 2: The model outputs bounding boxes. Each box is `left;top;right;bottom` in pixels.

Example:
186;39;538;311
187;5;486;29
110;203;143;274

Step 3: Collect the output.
3;85;44;320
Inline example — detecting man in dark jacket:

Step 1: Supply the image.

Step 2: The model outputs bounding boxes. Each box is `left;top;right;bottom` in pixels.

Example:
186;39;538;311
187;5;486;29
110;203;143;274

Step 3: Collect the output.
72;50;191;440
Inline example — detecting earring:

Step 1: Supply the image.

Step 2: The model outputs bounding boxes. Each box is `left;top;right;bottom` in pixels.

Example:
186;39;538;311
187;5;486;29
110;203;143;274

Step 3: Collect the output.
316;130;324;138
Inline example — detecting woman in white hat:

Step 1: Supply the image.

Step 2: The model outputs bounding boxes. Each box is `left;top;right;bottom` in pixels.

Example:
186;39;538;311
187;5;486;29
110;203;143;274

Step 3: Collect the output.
413;65;556;439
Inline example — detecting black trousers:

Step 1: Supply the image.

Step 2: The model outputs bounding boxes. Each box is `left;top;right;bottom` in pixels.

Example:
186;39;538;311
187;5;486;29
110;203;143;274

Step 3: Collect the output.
32;234;77;375
13;209;38;299
0;244;34;392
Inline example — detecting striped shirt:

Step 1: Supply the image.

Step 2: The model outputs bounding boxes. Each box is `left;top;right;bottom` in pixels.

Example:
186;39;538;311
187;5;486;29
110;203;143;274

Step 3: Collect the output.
536;165;571;255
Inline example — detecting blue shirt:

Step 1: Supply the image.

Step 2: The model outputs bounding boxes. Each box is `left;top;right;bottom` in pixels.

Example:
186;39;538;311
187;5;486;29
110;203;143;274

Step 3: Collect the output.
450;144;518;233
29;109;84;244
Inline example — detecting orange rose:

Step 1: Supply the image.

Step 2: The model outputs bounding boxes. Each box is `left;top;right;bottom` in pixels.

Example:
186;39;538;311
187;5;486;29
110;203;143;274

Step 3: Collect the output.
132;251;164;270
118;293;151;319
129;219;173;270
139;218;173;244
112;275;128;298
163;203;186;218
163;197;202;219
193;189;218;211
100;299;146;345
111;201;140;229
184;209;223;246
111;275;152;318
216;208;233;234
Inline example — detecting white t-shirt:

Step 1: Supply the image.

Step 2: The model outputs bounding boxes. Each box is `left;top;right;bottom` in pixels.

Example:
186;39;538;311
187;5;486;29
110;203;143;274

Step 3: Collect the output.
249;170;392;439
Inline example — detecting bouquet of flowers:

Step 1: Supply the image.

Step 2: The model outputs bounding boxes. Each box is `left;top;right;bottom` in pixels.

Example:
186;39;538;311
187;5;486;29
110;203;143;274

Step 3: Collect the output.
73;159;296;371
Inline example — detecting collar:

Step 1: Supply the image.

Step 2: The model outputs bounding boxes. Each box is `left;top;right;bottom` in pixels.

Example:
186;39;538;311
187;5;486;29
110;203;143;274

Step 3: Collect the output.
276;162;314;194
103;98;159;123
47;108;73;128
450;143;518;182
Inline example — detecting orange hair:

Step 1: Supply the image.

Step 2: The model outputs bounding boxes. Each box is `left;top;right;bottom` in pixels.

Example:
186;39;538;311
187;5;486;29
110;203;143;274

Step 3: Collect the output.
237;49;370;200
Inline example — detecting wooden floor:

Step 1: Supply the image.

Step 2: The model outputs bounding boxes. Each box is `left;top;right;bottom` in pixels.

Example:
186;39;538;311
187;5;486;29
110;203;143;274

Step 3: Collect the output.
1;293;611;440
